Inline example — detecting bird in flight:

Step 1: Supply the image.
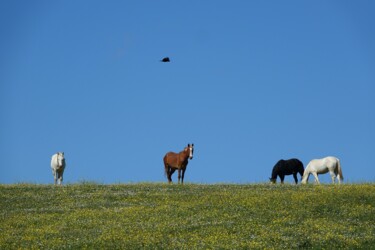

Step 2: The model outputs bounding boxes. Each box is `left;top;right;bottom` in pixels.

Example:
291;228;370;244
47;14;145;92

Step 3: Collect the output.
160;57;170;62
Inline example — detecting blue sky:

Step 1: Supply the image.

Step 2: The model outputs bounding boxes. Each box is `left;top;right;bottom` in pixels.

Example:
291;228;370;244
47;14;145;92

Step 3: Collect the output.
1;1;374;184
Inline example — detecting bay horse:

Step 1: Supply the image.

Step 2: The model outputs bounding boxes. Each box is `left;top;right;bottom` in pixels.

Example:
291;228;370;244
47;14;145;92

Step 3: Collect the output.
51;152;66;185
164;144;194;184
269;158;304;184
301;156;343;184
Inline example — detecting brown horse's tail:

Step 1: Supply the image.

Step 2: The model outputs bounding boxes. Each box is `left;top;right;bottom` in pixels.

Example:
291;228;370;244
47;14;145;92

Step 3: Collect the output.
337;158;344;181
163;155;169;177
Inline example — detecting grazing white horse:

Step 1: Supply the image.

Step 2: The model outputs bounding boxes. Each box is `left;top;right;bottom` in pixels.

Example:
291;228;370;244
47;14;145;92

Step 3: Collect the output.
51;152;66;185
301;156;343;184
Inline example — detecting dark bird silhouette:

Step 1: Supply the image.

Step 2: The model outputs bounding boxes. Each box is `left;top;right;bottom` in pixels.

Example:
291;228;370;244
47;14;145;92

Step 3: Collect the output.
160;57;170;62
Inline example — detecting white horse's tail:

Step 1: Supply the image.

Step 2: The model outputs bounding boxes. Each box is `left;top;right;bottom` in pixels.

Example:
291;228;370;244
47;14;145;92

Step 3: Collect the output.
337;159;344;181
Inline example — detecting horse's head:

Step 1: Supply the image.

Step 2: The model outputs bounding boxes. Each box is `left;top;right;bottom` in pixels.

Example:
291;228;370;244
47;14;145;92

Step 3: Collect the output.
269;178;276;184
301;175;309;184
301;164;309;184
56;152;65;167
185;144;194;160
301;171;309;184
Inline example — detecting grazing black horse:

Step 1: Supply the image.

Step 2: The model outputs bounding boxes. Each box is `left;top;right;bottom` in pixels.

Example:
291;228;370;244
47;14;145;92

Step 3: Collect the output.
269;158;304;184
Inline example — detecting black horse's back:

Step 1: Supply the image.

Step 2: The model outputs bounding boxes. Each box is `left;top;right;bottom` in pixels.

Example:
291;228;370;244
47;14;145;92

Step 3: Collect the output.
288;158;304;171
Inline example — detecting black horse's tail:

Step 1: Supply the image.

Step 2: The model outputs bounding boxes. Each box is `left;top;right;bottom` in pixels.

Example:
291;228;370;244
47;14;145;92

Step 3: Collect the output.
297;159;305;176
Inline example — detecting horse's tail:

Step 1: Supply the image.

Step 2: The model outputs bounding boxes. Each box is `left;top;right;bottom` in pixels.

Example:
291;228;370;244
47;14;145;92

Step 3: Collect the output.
297;159;304;176
337;158;344;181
163;155;169;177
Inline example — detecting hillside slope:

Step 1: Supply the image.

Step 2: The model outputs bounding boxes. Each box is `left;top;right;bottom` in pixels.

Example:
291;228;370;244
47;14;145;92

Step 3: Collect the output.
1;183;374;249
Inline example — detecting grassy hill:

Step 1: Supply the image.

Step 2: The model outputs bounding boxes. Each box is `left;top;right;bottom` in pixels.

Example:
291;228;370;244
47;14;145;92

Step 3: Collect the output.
1;183;374;249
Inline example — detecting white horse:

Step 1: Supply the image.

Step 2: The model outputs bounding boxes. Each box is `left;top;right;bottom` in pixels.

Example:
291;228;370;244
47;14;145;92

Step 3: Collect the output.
301;156;343;184
51;152;66;185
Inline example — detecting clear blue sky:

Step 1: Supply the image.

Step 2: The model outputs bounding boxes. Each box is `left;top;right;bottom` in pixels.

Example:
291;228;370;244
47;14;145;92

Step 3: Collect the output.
1;1;374;184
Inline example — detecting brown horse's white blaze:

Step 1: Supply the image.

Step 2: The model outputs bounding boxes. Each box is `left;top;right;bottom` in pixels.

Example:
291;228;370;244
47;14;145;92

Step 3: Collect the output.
163;144;194;184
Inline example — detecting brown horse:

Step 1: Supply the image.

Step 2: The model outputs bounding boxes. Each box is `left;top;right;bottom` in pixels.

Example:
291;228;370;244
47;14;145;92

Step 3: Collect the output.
164;144;194;184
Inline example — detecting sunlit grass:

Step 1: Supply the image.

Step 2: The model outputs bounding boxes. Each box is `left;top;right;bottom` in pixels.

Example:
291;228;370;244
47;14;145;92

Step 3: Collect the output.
1;183;374;249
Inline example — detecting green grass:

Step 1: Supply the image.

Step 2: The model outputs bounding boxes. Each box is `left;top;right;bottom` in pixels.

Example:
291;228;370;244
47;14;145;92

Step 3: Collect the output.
1;183;374;249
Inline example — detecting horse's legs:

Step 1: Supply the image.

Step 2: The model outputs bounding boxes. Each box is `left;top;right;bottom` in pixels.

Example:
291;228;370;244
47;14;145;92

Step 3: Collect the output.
166;165;171;182
293;173;298;184
56;172;61;185
312;172;320;184
181;169;186;184
329;171;336;184
178;169;182;184
59;173;63;185
53;170;57;185
168;168;176;183
167;166;173;183
167;168;172;183
279;175;285;184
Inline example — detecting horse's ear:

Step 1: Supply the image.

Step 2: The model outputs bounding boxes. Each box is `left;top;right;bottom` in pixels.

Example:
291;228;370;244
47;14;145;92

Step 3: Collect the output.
187;144;190;147
192;143;194;147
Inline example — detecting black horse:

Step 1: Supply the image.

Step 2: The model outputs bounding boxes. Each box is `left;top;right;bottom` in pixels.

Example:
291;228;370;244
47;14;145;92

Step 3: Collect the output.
269;158;304;184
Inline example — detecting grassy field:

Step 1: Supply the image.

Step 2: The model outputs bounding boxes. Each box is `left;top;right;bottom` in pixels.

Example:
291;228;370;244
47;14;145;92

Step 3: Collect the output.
1;183;374;249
